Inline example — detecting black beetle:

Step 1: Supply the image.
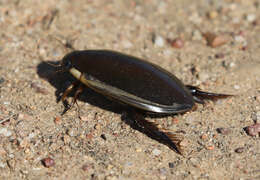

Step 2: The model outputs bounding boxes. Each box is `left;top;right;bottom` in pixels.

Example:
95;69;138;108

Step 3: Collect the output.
57;50;231;154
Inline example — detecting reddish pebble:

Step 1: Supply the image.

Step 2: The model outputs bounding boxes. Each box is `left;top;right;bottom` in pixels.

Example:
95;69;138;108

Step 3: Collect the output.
168;38;184;48
207;145;214;150
80;116;89;121
252;19;260;26
31;82;48;95
172;118;179;124
213;134;218;138
54;116;62;124
203;32;229;48
215;53;225;59
86;133;93;140
245;123;260;136
240;46;248;51
42;157;55;168
179;139;189;147
235;147;244;153
112;132;119;136
200;134;207;140
82;163;93;172
216;128;231;135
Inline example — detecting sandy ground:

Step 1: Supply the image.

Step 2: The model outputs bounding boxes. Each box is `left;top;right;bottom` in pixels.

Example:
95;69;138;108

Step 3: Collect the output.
0;0;259;179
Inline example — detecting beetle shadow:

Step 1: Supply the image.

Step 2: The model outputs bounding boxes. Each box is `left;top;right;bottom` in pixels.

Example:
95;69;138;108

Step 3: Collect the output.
37;61;181;154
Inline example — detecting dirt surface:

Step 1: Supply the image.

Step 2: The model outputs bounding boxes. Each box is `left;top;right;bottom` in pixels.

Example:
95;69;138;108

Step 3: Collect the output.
0;0;259;179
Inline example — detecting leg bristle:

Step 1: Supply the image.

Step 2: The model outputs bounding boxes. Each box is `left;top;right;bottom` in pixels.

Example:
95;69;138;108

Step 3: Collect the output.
131;111;185;155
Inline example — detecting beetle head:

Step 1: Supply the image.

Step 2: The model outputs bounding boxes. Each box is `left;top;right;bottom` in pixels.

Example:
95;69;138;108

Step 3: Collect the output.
60;52;74;72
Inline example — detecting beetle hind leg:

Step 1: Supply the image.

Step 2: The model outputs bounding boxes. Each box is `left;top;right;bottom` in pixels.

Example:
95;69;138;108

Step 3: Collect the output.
129;111;185;155
186;85;232;104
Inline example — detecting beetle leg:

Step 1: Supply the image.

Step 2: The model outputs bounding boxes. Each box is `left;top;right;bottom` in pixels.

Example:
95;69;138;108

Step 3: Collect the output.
130;111;184;155
61;81;80;103
70;84;84;118
61;81;81;115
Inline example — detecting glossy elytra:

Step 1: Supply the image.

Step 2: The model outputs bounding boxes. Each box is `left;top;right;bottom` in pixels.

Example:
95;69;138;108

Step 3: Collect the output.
58;50;231;154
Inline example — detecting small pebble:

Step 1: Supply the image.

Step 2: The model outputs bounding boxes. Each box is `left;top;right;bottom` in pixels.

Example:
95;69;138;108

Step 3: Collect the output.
158;2;166;14
54;116;62;124
121;40;133;49
207;145;214;150
234;35;245;43
82;163;93;172
0;147;6;156
234;85;240;90
172;118;179;124
251;111;260;122
3;101;10;105
245;123;260;136
246;14;256;22
240;45;248;51
179;139;189;147
86;133;93;140
100;134;106;141
215;53;225;59
168;38;184;49
41;157;55;168
80;115;89;122
200;134;207;140
0;160;6;168
152;148;161;156
136;147;142;152
252;19;260;26
203;32;229;48
31;82;48;95
192;30;203;40
235;147;244;153
94;123;101;131
229;62;236;68
189;157;199;167
17;113;33;121
19;138;29;148
207;10;218;19
0;77;5;85
153;35;164;47
159;168;167;180
63;134;71;144
0;128;12;137
168;162;174;168
162;49;173;57
67;128;77;137
216;128;231;135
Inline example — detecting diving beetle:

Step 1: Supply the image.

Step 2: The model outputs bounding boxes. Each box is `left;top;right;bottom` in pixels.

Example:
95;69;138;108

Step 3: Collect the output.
58;50;231;154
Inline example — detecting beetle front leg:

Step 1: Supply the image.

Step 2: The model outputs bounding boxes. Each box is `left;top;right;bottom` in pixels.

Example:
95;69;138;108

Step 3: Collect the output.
70;84;84;118
61;81;81;115
61;81;80;102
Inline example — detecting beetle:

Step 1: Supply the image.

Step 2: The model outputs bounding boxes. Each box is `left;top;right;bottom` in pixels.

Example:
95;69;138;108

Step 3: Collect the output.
57;50;231;154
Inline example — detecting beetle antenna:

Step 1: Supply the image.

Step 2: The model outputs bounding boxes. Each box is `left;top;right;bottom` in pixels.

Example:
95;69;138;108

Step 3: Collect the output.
50;35;76;51
38;56;62;67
